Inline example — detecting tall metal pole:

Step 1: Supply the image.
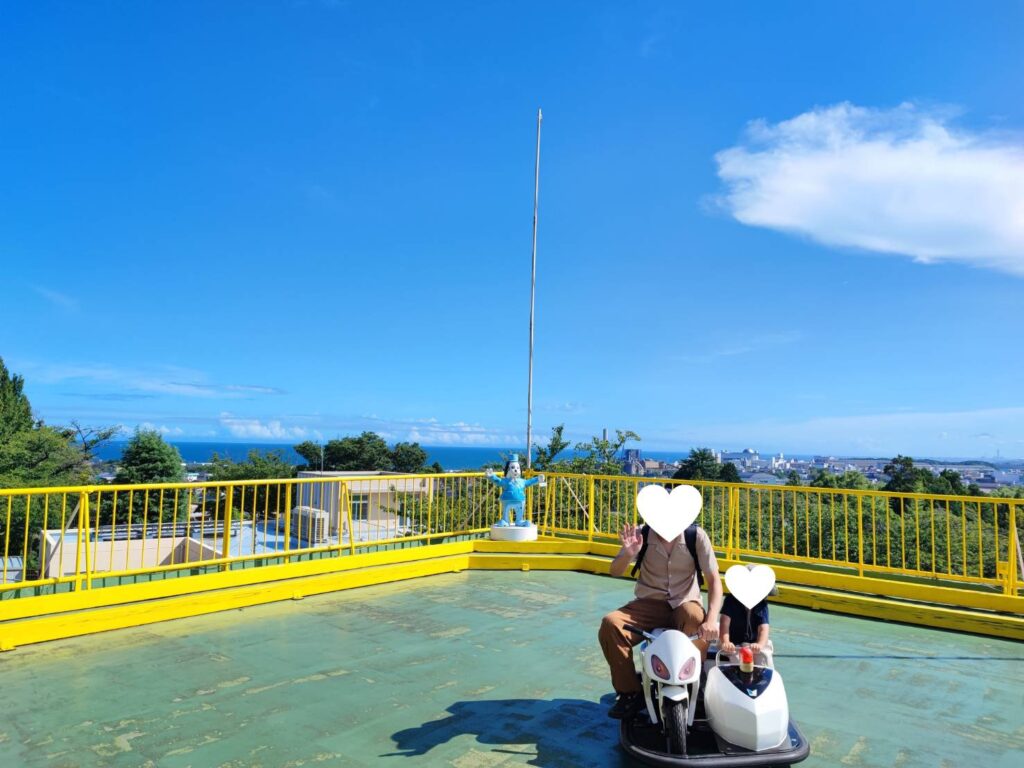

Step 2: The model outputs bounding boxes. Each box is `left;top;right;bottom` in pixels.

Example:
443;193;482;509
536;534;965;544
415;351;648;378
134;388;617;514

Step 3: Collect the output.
526;108;542;469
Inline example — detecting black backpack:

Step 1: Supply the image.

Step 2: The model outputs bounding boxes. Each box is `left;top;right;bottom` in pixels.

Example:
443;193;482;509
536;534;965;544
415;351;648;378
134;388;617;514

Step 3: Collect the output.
630;523;704;588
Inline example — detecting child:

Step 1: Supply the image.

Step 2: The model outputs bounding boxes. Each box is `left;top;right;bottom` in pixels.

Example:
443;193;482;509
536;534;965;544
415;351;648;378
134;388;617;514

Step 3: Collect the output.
718;566;778;660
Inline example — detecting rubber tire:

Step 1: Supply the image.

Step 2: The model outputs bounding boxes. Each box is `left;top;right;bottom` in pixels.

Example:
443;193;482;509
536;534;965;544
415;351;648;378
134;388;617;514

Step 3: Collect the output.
664;699;687;756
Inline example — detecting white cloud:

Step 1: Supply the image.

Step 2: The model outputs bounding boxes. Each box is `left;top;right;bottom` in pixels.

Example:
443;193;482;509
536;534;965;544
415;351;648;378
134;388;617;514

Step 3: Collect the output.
715;102;1024;275
139;422;185;436
34;286;79;311
407;419;518;446
21;361;284;400
219;413;309;440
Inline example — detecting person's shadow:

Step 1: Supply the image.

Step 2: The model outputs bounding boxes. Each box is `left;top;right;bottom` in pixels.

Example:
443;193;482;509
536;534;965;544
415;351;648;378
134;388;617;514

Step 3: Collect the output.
386;695;635;767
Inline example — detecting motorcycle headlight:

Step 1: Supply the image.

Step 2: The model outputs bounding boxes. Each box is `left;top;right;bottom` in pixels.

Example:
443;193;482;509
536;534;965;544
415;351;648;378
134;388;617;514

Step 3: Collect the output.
679;657;696;680
651;654;670;680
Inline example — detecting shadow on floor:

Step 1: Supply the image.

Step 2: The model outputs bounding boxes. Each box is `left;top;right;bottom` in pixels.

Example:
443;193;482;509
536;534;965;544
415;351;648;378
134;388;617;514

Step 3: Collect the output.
386;695;633;767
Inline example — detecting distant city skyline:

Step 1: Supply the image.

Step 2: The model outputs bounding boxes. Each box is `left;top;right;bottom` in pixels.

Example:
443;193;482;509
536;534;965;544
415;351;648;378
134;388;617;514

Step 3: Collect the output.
3;3;1022;459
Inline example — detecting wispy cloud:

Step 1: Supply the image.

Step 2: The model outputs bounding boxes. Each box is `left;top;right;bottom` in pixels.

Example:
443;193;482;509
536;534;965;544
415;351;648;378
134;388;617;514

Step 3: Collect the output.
673;332;802;363
715;102;1024;275
138;422;185;437
219;413;309;440
22;361;284;400
408;421;518;446
34;286;79;311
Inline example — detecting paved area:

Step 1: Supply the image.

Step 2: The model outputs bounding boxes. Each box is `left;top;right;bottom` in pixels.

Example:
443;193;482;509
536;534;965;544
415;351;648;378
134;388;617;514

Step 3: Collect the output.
0;570;1021;767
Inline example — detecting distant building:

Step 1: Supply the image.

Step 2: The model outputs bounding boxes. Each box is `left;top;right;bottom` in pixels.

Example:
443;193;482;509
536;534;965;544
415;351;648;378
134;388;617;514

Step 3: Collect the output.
621;449;645;476
721;448;760;469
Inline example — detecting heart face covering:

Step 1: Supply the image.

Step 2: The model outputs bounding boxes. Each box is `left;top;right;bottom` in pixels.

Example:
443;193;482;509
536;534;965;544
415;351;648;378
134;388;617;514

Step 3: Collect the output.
636;484;703;541
724;564;777;609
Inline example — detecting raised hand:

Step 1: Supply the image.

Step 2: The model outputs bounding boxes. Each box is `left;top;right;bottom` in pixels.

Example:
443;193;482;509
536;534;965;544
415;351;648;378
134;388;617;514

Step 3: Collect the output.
619;523;643;556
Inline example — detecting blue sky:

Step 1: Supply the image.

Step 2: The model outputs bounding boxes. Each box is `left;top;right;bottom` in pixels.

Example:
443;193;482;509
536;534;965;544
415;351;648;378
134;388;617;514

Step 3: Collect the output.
2;1;1023;459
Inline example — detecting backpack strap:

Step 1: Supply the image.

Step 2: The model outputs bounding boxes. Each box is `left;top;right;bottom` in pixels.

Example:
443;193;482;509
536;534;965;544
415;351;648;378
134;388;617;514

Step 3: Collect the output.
630;524;651;577
685;524;704;588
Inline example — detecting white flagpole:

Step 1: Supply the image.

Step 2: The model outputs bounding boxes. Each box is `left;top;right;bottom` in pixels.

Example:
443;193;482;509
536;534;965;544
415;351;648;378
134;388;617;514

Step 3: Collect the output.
526;108;542;470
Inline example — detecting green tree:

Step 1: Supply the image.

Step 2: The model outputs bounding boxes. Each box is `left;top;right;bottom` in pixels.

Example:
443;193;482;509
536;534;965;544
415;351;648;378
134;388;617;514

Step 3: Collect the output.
209;449;296;482
718;462;742;483
673;448;720;481
883;455;925;495
532;424;570;470
809;468;870;490
563;429;640;475
115;430;185;485
0;357;35;443
208;449;297;521
785;470;801;486
391;442;428;473
295;433;432;473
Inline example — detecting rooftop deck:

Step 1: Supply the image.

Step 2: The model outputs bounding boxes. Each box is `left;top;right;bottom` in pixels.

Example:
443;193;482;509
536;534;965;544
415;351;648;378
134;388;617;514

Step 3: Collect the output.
1;570;1020;768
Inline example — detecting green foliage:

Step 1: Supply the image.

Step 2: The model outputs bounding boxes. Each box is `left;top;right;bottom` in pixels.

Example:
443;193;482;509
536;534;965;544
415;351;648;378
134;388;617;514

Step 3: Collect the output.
532;424;570;470
207;449;298;521
809;469;871;490
786;470;801;486
718;462;742;484
673;448;720;481
209;449;296;482
294;432;432;473
671;448;745;484
0;425;91;489
115;430;185;485
554;429;640;475
0;356;35;443
391;442;428;473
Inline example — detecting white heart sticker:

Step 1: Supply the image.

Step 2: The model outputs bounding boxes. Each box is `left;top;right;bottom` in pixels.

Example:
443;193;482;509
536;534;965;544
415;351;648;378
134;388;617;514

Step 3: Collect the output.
724;564;777;609
636;484;702;542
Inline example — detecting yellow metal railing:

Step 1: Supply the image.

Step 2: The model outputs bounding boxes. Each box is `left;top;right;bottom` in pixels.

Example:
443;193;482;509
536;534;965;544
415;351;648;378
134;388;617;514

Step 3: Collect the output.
533;472;1023;596
2;472;1022;600
0;472;501;596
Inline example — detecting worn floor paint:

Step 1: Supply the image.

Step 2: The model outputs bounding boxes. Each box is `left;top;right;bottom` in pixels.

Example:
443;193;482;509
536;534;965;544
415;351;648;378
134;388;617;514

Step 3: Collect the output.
0;571;1021;767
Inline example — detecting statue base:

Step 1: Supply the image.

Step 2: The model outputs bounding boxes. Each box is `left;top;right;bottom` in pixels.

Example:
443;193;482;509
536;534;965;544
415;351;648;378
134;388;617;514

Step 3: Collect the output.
489;523;538;542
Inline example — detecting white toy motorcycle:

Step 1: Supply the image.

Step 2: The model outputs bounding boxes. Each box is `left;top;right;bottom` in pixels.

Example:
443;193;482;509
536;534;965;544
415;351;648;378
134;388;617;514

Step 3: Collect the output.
623;624;702;755
620;627;810;766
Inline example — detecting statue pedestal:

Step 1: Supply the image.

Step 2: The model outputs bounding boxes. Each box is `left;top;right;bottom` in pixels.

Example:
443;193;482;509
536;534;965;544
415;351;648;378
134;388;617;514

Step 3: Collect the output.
489;523;538;542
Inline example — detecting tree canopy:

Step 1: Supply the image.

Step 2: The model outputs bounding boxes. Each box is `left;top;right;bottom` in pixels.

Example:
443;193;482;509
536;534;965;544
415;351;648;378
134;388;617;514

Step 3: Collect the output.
293;432;434;473
672;448;743;484
0;356;107;489
115;429;185;485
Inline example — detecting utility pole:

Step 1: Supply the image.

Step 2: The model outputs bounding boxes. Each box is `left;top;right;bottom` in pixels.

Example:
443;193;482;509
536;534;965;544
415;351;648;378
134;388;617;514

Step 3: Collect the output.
526;108;542;469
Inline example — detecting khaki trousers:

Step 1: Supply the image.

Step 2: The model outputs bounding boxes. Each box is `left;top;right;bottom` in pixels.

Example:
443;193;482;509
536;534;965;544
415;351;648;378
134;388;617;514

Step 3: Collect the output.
598;598;707;694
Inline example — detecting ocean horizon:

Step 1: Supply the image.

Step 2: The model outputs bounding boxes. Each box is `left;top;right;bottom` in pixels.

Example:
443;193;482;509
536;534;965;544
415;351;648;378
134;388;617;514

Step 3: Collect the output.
91;441;697;470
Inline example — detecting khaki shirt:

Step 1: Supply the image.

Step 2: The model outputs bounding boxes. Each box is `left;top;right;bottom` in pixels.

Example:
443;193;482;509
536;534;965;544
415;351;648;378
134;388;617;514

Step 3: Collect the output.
634;527;718;609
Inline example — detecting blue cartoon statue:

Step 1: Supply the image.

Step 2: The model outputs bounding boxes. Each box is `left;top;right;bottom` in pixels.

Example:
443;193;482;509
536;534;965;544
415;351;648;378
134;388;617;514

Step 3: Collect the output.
485;454;544;527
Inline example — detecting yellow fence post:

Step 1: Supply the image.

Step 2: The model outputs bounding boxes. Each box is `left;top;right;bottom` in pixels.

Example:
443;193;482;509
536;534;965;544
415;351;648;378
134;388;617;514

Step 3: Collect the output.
857;495;865;578
283;484;293;555
587;476;595;542
426;478;434;543
75;491;88;591
1008;501;1020;596
344;482;356;557
82;490;93;590
221;484;232;571
727;486;738;560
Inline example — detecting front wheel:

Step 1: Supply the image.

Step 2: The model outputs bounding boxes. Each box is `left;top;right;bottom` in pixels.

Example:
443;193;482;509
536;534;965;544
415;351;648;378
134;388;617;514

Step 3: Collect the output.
663;699;688;756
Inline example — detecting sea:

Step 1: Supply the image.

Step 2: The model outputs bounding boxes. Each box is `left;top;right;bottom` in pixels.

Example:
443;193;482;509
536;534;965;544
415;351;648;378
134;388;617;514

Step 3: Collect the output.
92;441;691;471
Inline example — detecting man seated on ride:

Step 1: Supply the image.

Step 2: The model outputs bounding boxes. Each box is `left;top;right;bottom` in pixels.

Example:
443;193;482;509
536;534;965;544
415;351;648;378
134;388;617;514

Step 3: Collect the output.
599;517;722;719
718;568;778;664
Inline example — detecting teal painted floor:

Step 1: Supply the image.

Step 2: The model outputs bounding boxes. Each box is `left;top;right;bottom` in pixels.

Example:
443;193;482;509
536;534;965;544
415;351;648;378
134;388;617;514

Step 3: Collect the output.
0;571;1022;767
